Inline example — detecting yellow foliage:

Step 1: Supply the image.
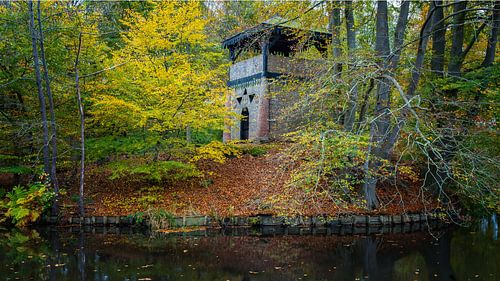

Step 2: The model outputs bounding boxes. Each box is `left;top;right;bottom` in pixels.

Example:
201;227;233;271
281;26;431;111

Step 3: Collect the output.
192;141;241;163
90;1;230;134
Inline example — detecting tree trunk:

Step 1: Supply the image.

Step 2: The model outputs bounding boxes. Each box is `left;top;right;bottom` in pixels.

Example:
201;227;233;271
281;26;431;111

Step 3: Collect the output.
371;0;392;154
362;1;414;209
330;3;343;76
448;1;467;77
343;0;357;132
186;125;191;143
37;0;59;215
382;7;434;155
428;1;467;194
482;0;499;67
75;32;85;217
428;1;497;194
28;0;50;178
431;0;446;76
362;0;392;210
356;79;374;131
406;7;435;98
390;0;410;69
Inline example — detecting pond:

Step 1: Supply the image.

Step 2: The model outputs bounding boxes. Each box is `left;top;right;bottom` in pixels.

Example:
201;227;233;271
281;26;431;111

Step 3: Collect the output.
0;225;498;281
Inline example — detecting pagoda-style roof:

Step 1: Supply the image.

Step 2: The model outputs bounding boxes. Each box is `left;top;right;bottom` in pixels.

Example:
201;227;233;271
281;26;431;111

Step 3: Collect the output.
222;17;331;61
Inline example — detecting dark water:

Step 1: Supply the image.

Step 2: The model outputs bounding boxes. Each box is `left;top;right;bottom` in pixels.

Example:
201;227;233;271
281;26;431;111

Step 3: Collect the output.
0;225;498;281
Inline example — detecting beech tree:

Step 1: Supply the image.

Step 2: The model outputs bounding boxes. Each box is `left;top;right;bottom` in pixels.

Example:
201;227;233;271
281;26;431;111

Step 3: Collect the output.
91;1;229;138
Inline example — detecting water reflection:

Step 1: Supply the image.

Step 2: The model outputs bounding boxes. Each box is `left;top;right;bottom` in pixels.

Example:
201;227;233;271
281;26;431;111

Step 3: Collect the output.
480;214;498;240
0;225;498;281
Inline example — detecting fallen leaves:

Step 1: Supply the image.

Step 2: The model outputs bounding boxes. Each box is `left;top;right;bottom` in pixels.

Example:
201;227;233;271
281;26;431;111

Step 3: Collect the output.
59;144;440;218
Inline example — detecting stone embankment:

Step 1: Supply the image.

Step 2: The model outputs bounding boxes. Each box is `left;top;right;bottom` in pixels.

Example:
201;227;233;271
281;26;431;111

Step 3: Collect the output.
43;212;451;235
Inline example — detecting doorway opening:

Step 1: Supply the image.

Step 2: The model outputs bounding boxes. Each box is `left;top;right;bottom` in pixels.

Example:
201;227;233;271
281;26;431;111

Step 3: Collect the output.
240;107;249;140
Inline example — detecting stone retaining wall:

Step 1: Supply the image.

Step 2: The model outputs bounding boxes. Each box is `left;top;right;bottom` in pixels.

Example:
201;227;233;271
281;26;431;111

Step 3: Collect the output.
43;212;449;229
63;221;449;237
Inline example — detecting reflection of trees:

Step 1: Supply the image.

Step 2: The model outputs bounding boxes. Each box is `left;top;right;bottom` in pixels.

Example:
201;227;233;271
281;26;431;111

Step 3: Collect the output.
393;253;428;281
0;229;51;280
450;228;500;281
47;230;61;281
420;230;455;281
46;231;437;280
0;229;441;280
78;231;86;281
1;227;497;280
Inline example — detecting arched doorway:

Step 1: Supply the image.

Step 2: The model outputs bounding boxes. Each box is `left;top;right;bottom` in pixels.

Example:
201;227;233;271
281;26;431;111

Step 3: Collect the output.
240;107;249;140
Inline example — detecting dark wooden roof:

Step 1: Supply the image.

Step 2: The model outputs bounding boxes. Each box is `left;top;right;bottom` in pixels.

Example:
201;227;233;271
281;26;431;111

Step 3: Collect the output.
222;17;332;60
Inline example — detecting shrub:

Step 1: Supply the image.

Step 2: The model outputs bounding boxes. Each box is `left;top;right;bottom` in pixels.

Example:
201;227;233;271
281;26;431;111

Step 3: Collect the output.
146;208;175;230
107;159;201;183
237;143;269;157
0;181;55;227
192;141;241;163
284;129;369;205
138;194;159;207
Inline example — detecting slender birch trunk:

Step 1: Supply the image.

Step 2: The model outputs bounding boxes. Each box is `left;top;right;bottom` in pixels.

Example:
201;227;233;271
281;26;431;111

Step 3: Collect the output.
28;0;50;179
75;32;85;217
37;0;59;215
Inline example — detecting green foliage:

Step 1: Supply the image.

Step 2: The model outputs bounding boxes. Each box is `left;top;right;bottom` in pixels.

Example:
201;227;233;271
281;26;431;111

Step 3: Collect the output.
190;129;223;145
237;143;269;157
201;178;214;188
136;186;163;208
451;132;500;216
284;129;369;206
129;211;146;224
0;228;52;274
107;159;201;183
0;2;110;181
131;209;177;229
0;181;55;227
138;194;159;207
87;132;224;161
418;64;500;216
146;208;176;230
192;141;241;163
86;134;164;161
0;155;31;175
0;166;32;174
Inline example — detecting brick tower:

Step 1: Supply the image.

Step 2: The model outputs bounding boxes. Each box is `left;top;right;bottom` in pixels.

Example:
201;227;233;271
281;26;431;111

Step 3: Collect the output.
222;18;331;142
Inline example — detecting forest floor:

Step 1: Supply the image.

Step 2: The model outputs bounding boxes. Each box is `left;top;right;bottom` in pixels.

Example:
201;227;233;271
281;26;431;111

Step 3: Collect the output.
59;145;440;218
